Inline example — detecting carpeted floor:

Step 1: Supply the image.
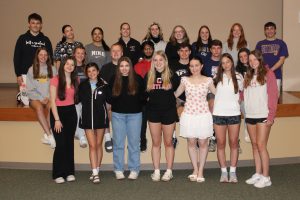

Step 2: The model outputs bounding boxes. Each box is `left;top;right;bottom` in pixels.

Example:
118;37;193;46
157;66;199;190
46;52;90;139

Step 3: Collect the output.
0;164;299;200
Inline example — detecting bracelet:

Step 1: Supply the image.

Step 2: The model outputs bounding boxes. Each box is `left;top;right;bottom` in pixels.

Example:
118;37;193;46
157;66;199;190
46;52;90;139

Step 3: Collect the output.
55;119;60;121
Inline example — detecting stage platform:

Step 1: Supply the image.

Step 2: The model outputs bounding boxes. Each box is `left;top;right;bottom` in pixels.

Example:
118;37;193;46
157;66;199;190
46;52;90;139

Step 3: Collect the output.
0;86;300;121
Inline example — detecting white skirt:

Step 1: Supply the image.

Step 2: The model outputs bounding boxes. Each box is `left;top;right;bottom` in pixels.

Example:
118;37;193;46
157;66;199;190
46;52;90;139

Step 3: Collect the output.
179;112;213;139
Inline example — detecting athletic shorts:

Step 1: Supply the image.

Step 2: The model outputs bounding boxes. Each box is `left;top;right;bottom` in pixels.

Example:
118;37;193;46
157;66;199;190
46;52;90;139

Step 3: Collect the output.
245;118;267;125
147;108;178;125
213;115;241;125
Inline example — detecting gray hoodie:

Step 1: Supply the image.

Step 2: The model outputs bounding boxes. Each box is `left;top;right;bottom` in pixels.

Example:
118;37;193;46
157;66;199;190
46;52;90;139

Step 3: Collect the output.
26;64;57;101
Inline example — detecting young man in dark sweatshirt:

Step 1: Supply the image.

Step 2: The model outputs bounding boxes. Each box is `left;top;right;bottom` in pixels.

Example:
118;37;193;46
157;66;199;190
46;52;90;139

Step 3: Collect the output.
13;13;53;87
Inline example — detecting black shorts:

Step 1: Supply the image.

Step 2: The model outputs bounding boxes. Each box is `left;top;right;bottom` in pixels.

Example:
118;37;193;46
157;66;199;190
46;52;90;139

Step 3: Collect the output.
147;108;178;125
207;93;215;101
245;118;267;125
213;115;241;125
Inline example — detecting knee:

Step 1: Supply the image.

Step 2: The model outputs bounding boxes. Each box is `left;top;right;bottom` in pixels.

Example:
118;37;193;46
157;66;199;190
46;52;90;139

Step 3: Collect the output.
89;143;97;151
164;140;173;148
229;140;239;149
251;142;258;151
257;143;266;152
217;141;226;150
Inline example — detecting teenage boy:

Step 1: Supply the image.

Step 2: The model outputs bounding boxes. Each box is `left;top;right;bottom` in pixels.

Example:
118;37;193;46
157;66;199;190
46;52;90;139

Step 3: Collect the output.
14;13;53;105
134;40;155;152
100;43;124;152
255;22;289;96
118;23;142;66
203;40;222;152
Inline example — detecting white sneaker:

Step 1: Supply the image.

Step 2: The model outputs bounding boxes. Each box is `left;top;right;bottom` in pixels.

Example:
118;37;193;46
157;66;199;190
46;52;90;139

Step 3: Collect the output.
151;171;161;182
115;171;125;180
54;177;65;184
66;175;76;182
245;173;262;185
48;134;56;149
79;136;87;148
41;133;50;145
128;171;139;180
254;176;272;188
161;170;173;182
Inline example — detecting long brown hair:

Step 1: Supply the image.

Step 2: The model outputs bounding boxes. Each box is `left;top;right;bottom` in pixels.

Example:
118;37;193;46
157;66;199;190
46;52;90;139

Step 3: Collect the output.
169;25;190;45
57;56;78;101
112;57;137;96
214;53;239;94
146;51;172;91
195;25;212;52
227;23;247;50
32;47;53;79
244;50;267;88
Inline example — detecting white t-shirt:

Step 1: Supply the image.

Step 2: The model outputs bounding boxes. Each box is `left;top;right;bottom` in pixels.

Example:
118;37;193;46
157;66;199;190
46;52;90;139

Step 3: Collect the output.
213;73;244;116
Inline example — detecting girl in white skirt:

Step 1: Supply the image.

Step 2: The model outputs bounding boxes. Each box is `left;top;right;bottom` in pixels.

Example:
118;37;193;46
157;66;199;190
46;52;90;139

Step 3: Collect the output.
174;56;216;182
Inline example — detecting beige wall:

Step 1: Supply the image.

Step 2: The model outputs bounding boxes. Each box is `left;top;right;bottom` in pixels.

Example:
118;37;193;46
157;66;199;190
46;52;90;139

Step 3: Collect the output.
1;117;299;166
283;0;300;91
0;0;283;83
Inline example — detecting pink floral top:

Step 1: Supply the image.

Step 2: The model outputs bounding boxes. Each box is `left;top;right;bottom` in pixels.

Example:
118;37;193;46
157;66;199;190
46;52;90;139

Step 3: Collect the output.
181;77;212;115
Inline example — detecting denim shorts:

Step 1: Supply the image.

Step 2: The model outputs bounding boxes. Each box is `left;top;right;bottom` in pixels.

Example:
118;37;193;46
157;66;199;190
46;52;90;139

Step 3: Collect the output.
213;115;241;125
245;118;267;125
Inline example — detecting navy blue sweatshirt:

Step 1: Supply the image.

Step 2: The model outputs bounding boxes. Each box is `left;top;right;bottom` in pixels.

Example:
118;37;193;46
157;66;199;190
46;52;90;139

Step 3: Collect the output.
13;31;53;76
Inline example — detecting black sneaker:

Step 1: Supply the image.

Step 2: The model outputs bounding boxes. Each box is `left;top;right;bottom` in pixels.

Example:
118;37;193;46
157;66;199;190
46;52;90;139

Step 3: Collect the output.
140;138;147;152
172;136;178;149
105;139;113;153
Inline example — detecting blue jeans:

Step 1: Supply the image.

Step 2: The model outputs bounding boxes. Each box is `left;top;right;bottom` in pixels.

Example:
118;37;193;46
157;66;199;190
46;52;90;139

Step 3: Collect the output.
112;112;142;173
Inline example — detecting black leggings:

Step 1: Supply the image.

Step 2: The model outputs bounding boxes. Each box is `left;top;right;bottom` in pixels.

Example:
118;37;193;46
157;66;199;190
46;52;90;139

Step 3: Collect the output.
50;105;77;179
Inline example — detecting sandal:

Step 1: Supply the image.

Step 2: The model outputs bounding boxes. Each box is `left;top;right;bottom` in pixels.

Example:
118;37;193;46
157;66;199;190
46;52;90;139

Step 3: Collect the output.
187;174;197;182
196;177;205;183
92;175;100;184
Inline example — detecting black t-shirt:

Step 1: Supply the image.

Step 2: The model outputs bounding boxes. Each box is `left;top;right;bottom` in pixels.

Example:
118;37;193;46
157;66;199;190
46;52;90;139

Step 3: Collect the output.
169;60;189;101
145;71;180;111
100;62;117;83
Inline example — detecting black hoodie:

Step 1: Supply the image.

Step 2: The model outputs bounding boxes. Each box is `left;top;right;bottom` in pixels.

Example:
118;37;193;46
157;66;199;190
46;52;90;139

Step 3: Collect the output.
13;30;53;76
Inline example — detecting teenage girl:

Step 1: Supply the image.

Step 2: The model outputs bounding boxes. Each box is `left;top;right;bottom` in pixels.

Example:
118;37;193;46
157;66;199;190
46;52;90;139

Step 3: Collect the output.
26;47;56;148
146;51;180;181
244;50;278;188
49;56;78;184
175;56;216;182
212;53;244;183
78;63;109;183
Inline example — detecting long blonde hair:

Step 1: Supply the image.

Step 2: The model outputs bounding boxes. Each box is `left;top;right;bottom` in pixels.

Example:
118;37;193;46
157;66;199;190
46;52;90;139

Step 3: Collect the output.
146;51;172;91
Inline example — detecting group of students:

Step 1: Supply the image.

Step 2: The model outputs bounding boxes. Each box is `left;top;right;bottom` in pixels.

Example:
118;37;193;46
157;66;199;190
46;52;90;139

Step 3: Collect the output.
13;13;289;188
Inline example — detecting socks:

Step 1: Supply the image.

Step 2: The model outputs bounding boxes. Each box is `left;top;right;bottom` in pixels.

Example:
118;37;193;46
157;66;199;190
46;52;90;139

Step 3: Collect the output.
92;169;98;176
104;132;111;141
230;166;236;173
166;169;172;174
154;169;160;174
221;167;227;173
97;167;100;173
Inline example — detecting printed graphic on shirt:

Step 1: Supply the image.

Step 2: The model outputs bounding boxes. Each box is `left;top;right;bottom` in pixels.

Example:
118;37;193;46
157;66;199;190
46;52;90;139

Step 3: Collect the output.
175;69;188;77
36;74;49;83
211;66;218;78
25;40;46;48
91;50;105;58
152;77;171;90
129;46;136;52
261;44;280;56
